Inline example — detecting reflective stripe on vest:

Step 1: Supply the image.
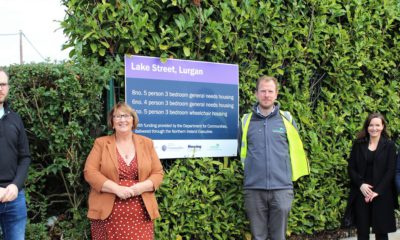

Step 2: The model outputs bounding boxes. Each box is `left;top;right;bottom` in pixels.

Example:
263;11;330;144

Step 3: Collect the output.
240;113;252;165
240;111;310;181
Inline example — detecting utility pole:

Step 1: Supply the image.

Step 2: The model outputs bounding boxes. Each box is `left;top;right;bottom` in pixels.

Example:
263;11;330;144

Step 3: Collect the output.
19;30;23;64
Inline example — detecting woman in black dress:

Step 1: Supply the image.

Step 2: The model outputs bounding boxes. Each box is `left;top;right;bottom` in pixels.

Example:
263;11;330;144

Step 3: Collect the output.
347;113;397;240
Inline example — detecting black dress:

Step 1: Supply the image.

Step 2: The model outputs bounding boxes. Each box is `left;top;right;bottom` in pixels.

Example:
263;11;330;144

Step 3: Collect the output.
346;137;397;234
354;149;375;234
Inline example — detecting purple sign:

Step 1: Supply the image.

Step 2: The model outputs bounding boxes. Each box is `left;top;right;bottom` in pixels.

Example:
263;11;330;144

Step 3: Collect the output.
125;55;239;159
125;55;238;84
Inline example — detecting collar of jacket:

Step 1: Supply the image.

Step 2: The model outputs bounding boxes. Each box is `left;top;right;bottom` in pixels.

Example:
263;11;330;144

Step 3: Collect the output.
252;102;280;118
2;101;10;110
359;136;389;162
0;101;11;118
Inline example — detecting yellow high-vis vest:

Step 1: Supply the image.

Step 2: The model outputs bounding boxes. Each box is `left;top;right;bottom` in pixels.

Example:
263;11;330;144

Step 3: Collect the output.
240;111;310;181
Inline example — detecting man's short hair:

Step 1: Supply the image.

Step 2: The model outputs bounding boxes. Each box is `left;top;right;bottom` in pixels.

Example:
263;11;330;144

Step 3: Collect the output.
256;75;279;92
0;68;9;82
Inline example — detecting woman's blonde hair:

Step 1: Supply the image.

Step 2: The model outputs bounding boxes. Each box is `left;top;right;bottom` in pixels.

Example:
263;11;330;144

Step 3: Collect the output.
107;102;139;131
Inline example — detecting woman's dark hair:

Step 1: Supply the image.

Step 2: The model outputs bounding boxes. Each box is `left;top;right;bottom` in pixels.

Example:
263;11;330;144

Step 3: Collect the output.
356;112;389;140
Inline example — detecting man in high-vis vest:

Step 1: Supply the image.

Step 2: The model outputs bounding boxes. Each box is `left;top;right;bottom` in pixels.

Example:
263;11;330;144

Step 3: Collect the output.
238;76;309;240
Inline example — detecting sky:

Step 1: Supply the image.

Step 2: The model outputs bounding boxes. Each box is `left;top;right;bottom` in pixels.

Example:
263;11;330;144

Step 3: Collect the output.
0;0;70;66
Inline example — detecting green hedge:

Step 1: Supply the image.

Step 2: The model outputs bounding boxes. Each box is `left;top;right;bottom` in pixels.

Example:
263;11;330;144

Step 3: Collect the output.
2;0;399;238
5;61;115;238
155;158;248;239
60;0;400;236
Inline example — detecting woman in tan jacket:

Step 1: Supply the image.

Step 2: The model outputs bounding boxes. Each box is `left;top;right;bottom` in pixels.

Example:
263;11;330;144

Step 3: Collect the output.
84;102;164;240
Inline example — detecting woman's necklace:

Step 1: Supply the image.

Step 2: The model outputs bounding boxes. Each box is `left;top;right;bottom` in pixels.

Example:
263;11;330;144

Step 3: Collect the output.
120;148;134;160
116;141;135;162
119;148;135;166
368;138;378;151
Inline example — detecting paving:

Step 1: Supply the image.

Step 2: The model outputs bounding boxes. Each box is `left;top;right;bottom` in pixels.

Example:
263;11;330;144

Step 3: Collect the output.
340;229;400;240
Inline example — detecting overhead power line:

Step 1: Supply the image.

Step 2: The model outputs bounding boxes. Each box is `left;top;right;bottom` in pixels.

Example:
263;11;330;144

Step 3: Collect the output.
0;33;19;36
21;32;46;61
0;30;46;64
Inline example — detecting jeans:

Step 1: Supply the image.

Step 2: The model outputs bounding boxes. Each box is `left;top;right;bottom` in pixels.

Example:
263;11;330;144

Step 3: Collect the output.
0;190;27;240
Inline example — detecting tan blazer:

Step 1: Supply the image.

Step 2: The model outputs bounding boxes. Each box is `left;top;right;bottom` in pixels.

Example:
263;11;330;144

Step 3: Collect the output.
84;134;164;220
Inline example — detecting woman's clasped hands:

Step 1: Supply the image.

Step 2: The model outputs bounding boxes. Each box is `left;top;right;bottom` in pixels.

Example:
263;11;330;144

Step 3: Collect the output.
115;184;142;200
360;183;378;203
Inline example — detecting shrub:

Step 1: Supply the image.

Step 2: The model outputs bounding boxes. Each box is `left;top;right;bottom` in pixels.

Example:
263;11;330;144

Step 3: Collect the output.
6;60;115;226
155;158;249;239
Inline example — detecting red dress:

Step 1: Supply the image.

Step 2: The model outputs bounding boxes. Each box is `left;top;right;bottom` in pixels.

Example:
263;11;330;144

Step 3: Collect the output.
90;150;154;240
